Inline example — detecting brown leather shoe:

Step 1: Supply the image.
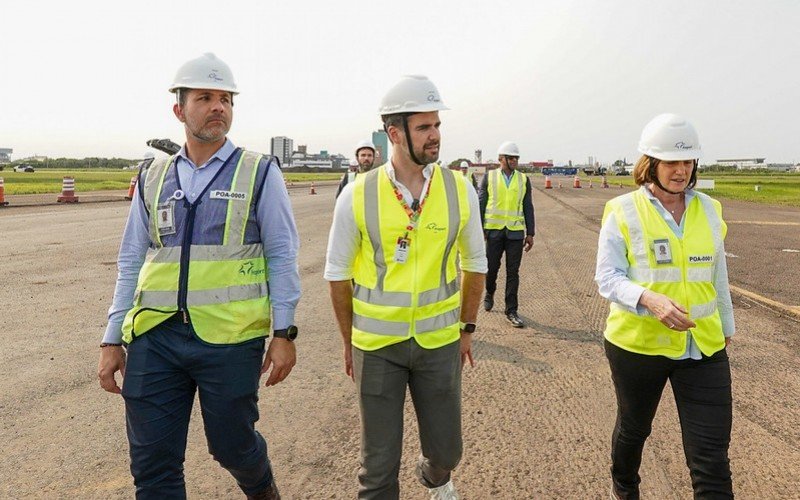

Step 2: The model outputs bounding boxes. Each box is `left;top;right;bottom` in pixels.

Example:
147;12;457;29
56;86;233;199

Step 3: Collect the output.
246;481;280;500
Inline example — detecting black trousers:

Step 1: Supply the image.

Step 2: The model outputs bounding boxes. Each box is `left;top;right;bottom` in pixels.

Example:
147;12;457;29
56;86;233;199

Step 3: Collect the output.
604;340;733;500
485;235;524;314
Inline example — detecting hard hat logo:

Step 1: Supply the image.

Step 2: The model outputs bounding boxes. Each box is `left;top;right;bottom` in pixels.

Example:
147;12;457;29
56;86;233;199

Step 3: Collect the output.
675;142;693;150
208;71;224;82
427;92;439;102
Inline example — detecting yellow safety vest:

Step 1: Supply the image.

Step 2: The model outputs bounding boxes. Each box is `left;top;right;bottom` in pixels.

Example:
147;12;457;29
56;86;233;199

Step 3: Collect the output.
122;150;271;345
484;168;525;231
351;163;470;351
602;188;727;357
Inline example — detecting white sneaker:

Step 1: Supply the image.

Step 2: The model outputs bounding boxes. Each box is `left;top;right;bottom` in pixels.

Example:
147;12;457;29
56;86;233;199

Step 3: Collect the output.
429;480;459;500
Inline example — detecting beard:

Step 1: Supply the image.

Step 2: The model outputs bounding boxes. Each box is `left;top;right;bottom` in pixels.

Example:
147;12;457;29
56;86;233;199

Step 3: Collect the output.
412;140;440;165
187;115;230;143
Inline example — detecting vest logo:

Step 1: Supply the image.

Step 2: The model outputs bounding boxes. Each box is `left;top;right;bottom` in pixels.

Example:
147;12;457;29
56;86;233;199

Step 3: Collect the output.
688;255;714;263
210;190;247;201
239;261;266;277
425;222;446;233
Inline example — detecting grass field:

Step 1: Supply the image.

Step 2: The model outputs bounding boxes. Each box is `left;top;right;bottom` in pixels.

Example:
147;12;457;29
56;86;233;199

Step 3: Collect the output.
528;172;800;207
2;169;797;207
0;170;342;195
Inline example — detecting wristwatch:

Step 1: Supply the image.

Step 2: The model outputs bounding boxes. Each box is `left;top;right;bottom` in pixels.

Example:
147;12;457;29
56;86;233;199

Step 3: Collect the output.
273;325;298;341
459;322;476;334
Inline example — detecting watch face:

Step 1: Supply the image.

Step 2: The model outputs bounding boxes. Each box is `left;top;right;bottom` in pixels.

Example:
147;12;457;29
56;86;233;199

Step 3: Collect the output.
463;323;476;333
287;325;298;340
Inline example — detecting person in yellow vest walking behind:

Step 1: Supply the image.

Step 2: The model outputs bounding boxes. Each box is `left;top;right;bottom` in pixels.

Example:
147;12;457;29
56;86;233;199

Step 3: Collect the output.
595;113;735;499
336;139;376;199
479;141;535;328
459;160;478;191
97;53;300;500
325;75;487;500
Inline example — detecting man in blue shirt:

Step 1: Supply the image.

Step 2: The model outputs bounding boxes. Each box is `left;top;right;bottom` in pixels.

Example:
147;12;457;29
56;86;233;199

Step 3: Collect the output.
97;53;300;500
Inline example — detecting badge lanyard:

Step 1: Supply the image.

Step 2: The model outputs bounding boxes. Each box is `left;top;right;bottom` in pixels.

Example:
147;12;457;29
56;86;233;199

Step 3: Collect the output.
391;177;432;263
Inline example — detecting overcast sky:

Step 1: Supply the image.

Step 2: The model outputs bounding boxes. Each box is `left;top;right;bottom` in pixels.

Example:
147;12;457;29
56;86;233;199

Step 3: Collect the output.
2;0;798;165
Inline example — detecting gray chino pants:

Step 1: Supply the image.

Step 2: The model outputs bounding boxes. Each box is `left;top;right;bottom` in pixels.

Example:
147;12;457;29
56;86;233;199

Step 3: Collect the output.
352;337;463;500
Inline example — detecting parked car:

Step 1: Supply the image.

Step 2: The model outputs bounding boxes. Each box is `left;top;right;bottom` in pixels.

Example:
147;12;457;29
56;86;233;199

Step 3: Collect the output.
14;165;35;173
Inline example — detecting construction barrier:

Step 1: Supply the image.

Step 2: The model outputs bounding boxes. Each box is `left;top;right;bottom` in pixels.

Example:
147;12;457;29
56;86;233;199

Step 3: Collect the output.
602;175;609;188
310;182;317;195
57;177;79;203
125;176;137;200
544;176;552;189
573;175;582;188
0;178;8;207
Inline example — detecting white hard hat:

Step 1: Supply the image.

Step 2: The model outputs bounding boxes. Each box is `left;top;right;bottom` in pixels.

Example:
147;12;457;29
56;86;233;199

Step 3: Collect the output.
349;158;359;167
497;141;520;157
460;161;469;169
169;52;238;95
638;113;701;161
379;75;449;115
355;140;376;154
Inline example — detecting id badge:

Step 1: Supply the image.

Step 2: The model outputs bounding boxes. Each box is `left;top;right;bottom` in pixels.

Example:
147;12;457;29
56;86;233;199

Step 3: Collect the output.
653;238;672;264
156;201;176;236
394;236;410;264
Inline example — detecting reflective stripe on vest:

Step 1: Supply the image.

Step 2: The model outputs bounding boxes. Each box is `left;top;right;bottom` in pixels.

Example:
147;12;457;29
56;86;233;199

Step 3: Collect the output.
484;169;525;230
351;164;468;350
602;188;726;357
122;150;271;345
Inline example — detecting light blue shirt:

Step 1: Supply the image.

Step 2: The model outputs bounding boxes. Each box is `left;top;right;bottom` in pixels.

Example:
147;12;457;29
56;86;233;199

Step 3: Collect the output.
594;185;735;360
102;139;301;344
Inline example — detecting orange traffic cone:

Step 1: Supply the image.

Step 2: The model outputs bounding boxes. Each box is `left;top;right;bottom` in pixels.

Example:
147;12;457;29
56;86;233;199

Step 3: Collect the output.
558;180;563;189
310;182;317;195
57;177;79;203
602;175;609;188
125;176;137;200
573;175;582;188
544;176;552;189
0;177;9;207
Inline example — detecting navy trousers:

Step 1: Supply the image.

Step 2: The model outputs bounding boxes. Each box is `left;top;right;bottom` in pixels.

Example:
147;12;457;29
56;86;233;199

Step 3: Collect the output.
485;234;524;314
121;315;273;499
605;340;733;499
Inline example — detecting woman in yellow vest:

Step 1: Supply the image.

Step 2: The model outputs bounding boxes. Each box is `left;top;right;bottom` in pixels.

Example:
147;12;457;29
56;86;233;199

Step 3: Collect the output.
595;114;735;499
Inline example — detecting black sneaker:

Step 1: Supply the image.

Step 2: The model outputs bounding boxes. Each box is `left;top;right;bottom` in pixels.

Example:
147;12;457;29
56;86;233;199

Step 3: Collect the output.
506;312;524;328
484;294;494;311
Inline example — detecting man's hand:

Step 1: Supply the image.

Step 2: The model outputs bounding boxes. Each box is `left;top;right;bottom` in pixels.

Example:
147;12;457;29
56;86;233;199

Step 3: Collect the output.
343;344;354;381
725;337;732;348
98;346;126;394
460;333;475;369
261;338;296;387
524;235;534;252
639;290;696;331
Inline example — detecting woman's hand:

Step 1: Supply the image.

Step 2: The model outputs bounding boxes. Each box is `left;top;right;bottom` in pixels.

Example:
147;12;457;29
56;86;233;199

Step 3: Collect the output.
639;290;697;331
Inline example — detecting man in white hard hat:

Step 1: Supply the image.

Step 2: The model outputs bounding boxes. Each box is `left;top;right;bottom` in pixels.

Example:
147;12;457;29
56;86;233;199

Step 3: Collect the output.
459;160;477;191
325;75;487;499
97;53;300;500
479;141;535;328
336;139;376;198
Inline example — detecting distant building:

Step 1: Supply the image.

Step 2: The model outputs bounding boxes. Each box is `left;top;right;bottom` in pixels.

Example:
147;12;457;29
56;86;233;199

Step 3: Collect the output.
0;148;12;164
297;144;307;155
372;130;389;165
716;158;766;169
270;136;293;167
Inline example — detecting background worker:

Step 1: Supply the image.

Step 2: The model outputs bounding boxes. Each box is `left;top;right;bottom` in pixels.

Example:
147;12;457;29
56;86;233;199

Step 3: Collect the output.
479;141;535;328
325;75;487;500
460;160;478;191
96;53;300;500
595;113;735;499
336;139;376;198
